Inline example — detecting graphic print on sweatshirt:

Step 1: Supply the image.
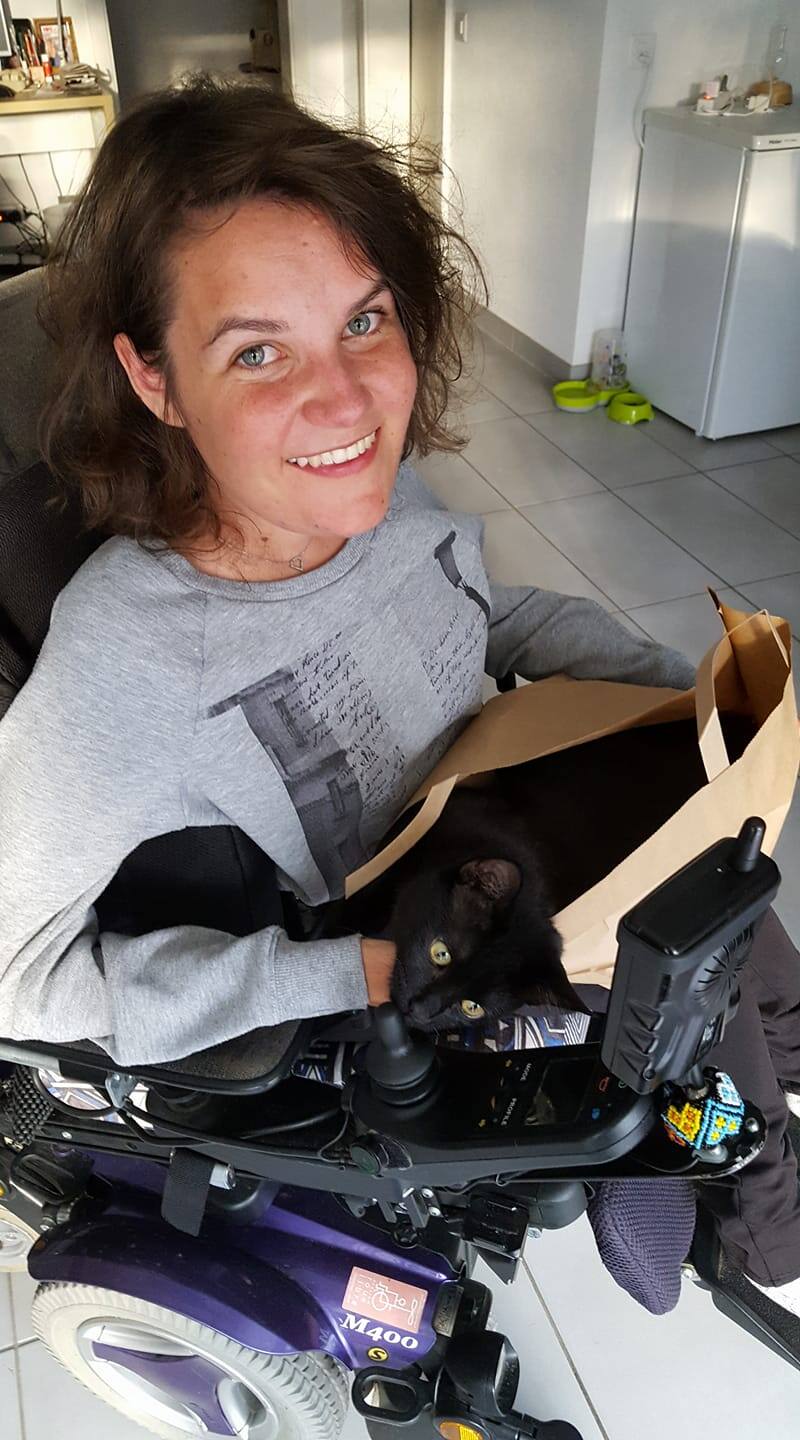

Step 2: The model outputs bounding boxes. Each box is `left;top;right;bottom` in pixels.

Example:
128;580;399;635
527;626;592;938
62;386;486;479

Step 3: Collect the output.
204;535;490;895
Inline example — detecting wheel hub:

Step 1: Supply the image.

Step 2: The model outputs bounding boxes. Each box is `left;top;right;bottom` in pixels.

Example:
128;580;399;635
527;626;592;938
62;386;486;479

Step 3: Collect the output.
78;1319;284;1439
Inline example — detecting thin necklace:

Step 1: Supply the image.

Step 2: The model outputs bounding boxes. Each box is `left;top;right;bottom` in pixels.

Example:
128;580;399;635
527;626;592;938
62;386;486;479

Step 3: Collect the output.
220;534;314;572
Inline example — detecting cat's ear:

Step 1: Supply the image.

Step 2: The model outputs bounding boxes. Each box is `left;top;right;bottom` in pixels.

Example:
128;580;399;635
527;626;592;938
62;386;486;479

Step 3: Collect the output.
457;859;521;908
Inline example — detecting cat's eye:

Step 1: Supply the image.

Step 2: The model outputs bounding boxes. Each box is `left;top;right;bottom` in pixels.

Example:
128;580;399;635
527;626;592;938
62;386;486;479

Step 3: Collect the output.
460;1000;485;1019
429;940;452;968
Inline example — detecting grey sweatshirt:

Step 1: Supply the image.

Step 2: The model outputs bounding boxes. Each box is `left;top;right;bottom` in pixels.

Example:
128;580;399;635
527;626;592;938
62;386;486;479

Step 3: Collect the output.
0;462;694;1064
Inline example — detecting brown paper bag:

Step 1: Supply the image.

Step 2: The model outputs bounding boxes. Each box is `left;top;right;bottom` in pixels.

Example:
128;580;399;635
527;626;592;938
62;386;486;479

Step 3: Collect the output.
345;595;798;990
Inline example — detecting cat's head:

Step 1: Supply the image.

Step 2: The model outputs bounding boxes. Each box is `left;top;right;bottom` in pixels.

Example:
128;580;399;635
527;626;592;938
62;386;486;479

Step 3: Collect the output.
384;856;585;1031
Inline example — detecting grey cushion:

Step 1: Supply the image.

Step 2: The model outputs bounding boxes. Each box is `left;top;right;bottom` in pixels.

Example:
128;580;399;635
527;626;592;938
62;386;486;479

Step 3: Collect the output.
68;1021;305;1084
0;269;54;479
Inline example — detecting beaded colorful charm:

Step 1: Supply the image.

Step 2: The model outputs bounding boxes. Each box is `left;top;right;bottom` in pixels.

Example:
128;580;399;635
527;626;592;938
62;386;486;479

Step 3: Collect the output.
660;1070;745;1155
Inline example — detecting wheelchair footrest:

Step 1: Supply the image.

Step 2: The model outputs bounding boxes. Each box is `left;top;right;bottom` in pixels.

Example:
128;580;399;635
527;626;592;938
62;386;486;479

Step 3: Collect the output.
691;1205;800;1373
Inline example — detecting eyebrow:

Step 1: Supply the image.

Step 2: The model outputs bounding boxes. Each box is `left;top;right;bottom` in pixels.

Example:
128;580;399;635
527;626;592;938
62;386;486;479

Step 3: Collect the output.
204;279;392;349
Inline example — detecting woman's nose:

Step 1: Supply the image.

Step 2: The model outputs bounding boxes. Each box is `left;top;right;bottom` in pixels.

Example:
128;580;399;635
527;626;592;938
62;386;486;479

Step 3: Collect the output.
301;354;372;431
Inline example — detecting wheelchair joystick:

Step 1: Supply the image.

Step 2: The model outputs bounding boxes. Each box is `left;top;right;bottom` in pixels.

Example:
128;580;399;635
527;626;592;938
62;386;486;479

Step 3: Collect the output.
364;1002;439;1105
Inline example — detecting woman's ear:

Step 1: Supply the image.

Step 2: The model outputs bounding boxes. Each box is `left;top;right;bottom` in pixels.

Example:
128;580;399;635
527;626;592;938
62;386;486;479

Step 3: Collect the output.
113;333;184;428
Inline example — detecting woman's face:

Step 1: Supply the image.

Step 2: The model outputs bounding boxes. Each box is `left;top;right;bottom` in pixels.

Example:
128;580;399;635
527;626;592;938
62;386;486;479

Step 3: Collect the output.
119;197;419;545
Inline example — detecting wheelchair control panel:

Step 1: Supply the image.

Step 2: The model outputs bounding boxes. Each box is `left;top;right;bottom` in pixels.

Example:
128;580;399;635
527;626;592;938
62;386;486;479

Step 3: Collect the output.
351;1045;655;1174
351;820;777;1186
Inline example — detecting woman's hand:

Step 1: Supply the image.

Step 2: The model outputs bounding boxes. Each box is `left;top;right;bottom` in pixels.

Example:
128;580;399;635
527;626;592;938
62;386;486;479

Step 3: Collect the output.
360;937;397;1007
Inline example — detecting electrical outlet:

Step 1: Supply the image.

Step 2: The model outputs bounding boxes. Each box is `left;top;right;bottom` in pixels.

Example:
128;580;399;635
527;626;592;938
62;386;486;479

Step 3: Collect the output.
455;11;468;44
630;33;656;69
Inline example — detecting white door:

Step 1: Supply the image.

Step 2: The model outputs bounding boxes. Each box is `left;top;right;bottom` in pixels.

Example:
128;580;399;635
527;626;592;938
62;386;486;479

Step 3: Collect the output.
705;147;800;437
282;0;412;143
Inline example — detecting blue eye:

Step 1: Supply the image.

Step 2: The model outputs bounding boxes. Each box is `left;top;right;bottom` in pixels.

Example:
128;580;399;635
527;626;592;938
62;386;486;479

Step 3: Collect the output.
237;344;269;369
347;308;385;337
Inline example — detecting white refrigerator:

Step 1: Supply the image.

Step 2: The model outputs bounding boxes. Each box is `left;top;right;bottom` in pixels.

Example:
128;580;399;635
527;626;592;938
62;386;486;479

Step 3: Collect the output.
625;106;800;439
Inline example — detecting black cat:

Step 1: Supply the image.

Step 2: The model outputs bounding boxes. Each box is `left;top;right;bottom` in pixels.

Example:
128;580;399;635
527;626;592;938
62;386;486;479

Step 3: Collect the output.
330;715;753;1031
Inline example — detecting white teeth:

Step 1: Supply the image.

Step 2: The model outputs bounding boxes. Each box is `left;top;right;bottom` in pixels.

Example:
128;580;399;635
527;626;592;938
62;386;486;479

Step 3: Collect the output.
288;429;377;467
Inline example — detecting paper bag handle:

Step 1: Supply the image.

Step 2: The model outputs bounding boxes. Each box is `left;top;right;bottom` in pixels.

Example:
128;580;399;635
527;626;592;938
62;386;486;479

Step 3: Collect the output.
345;773;462;897
695;639;729;782
696;606;791;783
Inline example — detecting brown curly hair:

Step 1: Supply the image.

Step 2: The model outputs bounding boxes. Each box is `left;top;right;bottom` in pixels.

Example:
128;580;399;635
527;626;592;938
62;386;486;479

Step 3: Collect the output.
39;72;489;551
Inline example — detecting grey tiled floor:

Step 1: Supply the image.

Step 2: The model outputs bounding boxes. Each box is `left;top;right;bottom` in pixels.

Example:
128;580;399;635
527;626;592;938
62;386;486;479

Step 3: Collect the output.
3;330;800;1438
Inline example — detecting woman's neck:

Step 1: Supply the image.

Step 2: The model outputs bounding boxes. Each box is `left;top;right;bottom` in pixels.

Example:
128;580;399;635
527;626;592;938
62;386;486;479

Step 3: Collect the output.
177;527;346;582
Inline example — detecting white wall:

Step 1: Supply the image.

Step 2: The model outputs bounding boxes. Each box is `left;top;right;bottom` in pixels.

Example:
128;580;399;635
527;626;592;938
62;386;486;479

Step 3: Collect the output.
574;0;800;363
443;0;608;366
442;0;800;367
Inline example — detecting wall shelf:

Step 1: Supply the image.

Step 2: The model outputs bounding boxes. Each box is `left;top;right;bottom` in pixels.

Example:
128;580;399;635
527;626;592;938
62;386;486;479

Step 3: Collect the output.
0;92;114;129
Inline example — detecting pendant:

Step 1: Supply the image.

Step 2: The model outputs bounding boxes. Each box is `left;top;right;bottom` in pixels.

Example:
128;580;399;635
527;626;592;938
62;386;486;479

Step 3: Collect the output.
289;556;303;571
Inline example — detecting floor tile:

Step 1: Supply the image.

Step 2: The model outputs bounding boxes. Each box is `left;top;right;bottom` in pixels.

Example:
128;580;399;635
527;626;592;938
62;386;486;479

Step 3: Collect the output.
774;785;800;949
736;573;800;639
464;416;603;505
10;1268;37;1345
521;491;721;610
480;509;613;608
620;473;800;585
527;410;692;487
447;382;515;425
0;1275;14;1351
759;424;800;455
473;338;556;415
626;587;751;669
646;411;780;469
527;1213;800;1440
710;455;800;538
0;1349;21;1440
470;1256;608;1437
17;1338;167;1439
414;448;510;513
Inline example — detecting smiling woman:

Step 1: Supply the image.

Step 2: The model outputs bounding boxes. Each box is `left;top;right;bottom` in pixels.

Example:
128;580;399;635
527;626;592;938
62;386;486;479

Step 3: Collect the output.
39;72;488;573
111;197;419;578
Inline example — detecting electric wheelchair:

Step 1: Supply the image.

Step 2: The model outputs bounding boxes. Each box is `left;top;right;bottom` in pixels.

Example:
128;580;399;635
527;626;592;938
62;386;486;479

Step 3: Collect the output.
0;269;799;1440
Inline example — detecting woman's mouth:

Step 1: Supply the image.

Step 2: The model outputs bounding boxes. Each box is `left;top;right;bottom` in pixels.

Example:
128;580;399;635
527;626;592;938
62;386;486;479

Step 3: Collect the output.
286;427;380;477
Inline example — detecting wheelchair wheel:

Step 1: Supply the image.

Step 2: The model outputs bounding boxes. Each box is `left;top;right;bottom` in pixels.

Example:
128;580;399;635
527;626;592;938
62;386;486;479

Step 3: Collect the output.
0;1204;38;1271
31;1282;350;1439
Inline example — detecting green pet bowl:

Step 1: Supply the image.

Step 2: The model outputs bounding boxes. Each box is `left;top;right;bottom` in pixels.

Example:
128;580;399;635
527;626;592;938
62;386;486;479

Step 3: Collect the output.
606;390;654;425
552;380;618;413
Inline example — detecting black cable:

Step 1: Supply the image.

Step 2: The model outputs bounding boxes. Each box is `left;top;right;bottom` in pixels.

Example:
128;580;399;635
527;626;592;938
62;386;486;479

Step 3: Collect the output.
17;154;43;225
119;1097;352;1165
240;1106;340;1139
315;1110;351;1160
0;161;46;245
0;168;30;214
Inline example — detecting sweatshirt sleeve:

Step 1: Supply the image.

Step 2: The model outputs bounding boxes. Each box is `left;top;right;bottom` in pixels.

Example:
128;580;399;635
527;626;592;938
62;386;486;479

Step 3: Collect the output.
485;583;696;690
0;583;367;1067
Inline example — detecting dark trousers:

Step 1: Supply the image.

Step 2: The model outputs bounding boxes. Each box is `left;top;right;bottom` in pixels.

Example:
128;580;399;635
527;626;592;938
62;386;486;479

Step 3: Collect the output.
580;908;800;1285
698;907;800;1286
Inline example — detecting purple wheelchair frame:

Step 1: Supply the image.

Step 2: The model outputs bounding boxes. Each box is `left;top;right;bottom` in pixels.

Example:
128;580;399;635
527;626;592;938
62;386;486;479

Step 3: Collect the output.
31;1149;455;1394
